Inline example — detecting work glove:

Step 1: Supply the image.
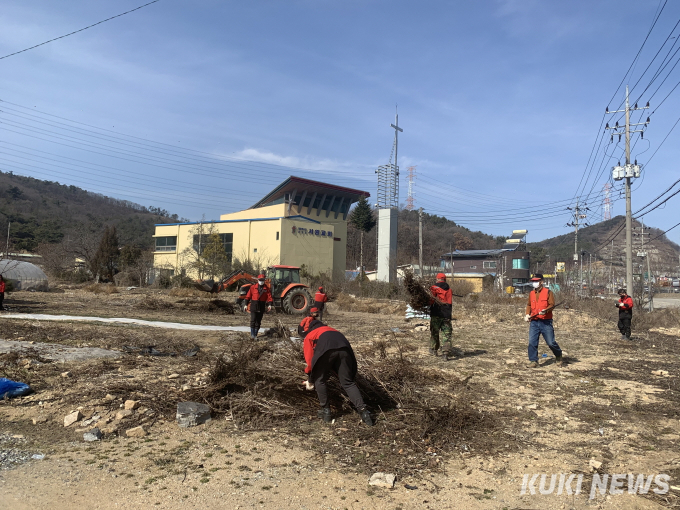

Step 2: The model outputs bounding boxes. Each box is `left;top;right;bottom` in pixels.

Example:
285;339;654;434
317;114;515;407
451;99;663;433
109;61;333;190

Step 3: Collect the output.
267;305;272;312
540;309;546;315
524;314;531;322
303;380;314;391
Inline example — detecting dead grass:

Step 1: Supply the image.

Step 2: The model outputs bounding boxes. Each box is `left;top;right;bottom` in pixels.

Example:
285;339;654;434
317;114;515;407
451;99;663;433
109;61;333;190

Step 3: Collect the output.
334;293;406;315
83;284;119;295
168;288;205;298
137;295;175;310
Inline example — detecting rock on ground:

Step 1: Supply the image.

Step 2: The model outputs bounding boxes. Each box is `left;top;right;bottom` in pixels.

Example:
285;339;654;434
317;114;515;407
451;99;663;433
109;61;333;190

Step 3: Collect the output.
125;426;146;438
176;401;211;428
368;472;396;488
63;411;82;427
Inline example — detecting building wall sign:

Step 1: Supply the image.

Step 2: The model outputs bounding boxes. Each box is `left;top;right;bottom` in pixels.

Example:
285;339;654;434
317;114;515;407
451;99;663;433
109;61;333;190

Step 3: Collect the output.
292;225;333;238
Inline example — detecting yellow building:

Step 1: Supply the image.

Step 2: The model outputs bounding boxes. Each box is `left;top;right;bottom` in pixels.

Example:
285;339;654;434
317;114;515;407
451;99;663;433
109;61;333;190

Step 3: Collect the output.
153;176;369;278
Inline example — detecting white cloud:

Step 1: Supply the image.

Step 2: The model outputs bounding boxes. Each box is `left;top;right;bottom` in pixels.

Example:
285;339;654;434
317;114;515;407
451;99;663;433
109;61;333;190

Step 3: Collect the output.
231;147;375;178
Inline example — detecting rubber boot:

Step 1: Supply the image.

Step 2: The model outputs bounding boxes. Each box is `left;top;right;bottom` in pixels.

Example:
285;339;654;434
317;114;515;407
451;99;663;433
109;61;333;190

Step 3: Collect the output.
250;328;257;339
359;408;373;426
317;407;332;423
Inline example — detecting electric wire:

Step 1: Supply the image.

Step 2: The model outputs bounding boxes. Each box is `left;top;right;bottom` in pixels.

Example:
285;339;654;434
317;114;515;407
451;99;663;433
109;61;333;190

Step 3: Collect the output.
0;1;161;61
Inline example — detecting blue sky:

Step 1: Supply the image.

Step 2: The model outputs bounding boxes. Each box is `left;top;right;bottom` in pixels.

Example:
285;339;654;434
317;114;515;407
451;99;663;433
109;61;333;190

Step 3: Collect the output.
0;0;679;247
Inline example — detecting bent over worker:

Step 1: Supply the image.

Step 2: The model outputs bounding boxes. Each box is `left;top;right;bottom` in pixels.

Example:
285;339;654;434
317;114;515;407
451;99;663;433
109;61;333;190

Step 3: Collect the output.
616;288;634;340
524;273;563;368
314;286;329;321
244;274;272;339
429;273;453;358
299;309;373;426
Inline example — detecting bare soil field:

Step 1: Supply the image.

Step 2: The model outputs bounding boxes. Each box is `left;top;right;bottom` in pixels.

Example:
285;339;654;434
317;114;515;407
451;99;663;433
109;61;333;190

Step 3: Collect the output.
1;286;680;509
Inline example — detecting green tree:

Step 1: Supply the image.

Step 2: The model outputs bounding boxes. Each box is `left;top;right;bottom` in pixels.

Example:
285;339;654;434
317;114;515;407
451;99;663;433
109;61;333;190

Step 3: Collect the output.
93;225;119;281
349;196;376;275
119;245;142;269
199;233;231;279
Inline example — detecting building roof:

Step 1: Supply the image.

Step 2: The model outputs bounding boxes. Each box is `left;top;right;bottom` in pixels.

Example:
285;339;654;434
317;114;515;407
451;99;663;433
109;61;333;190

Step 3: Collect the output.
442;249;514;258
251;176;370;220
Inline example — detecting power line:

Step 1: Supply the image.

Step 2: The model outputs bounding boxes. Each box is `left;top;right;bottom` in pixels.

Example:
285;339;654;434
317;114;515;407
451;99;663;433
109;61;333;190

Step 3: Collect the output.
0;1;161;61
649;220;680;243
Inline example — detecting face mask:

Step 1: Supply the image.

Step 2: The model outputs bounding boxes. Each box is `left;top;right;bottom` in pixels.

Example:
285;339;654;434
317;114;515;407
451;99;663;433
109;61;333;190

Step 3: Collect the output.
258;280;265;285
532;282;541;289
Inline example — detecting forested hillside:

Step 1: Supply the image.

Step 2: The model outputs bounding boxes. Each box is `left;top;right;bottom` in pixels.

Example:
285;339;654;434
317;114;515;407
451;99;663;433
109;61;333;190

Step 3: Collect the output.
527;215;680;275
346;208;506;270
0;171;182;252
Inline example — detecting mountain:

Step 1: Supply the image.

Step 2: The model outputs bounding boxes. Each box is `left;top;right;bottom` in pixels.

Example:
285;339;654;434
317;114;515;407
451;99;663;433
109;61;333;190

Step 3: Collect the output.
527;215;680;275
0;170;183;252
346;208;506;270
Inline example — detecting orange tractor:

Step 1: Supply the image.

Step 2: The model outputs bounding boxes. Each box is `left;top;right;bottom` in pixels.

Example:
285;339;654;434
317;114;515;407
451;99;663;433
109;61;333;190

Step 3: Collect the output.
193;265;313;315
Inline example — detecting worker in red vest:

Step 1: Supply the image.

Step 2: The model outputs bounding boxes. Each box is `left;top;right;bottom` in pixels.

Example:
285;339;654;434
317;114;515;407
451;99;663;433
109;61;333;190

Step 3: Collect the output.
0;275;5;310
524;274;563;368
430;273;453;359
299;308;373;426
615;288;634;340
244;274;272;339
314;286;329;321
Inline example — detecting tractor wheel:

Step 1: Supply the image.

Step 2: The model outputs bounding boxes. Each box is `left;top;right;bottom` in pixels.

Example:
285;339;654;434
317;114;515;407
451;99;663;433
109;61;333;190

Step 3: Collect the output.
282;288;312;315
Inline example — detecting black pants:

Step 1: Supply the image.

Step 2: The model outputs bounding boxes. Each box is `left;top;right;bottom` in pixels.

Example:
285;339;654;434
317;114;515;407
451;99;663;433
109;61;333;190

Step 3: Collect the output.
250;310;264;330
618;316;632;338
0;291;4;309
313;349;365;411
314;301;325;321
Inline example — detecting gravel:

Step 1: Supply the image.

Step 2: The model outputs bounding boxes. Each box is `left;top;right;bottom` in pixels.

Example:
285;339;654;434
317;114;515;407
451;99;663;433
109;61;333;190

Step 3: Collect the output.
0;434;44;470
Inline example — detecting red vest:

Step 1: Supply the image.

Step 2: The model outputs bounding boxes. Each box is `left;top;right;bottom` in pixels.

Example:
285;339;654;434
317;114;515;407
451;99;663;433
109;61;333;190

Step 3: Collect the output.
529;287;552;319
314;291;328;304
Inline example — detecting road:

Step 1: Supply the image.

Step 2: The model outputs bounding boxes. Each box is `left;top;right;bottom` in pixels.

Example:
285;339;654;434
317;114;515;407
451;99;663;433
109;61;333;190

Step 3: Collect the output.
651;295;680;309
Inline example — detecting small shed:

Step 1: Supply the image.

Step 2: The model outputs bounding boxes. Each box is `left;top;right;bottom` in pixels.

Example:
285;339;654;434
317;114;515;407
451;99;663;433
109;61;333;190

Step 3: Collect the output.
0;260;49;291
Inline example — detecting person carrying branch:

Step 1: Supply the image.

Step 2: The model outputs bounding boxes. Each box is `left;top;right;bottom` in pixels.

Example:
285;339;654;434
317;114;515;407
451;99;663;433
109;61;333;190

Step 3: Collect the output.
524;273;563;368
0;275;5;310
298;308;373;426
245;274;272;339
429;273;454;359
615;288;634;340
314;286;329;321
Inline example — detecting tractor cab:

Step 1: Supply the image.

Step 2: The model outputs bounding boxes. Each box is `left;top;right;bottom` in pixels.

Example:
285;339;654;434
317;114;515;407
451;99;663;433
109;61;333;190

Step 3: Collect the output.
267;265;301;297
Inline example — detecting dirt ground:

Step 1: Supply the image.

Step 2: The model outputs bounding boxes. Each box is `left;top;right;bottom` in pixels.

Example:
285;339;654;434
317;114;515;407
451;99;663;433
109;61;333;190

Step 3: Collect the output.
1;286;680;509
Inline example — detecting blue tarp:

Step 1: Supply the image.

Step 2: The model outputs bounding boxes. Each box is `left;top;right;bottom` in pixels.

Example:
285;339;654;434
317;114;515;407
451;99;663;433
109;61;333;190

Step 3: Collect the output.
0;378;32;399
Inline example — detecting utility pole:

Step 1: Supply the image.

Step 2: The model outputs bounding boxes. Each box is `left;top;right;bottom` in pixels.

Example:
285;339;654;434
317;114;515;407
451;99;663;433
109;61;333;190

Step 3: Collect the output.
567;199;586;294
418;207;423;277
5;222;10;260
606;86;648;295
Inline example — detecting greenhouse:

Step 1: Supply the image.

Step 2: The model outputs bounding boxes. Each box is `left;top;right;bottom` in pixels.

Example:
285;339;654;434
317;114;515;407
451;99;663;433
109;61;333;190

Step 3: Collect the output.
0;260;49;291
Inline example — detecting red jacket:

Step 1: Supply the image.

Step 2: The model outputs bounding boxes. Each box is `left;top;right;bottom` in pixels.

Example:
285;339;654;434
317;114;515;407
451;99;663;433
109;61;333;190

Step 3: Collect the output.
618;295;634;316
302;323;353;376
245;284;272;313
298;316;315;336
429;282;452;318
0;281;5;293
314;291;328;305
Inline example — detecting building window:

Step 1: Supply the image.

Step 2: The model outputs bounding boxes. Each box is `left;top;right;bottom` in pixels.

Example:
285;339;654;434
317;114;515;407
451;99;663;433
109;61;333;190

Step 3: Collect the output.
192;233;233;262
155;236;177;252
483;261;497;269
469;265;477;269
253;248;257;253
512;258;530;270
512;278;528;285
276;231;279;240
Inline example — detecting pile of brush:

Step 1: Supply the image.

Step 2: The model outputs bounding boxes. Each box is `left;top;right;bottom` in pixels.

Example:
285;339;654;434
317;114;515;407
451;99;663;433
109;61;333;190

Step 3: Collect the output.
403;269;438;311
186;334;401;428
